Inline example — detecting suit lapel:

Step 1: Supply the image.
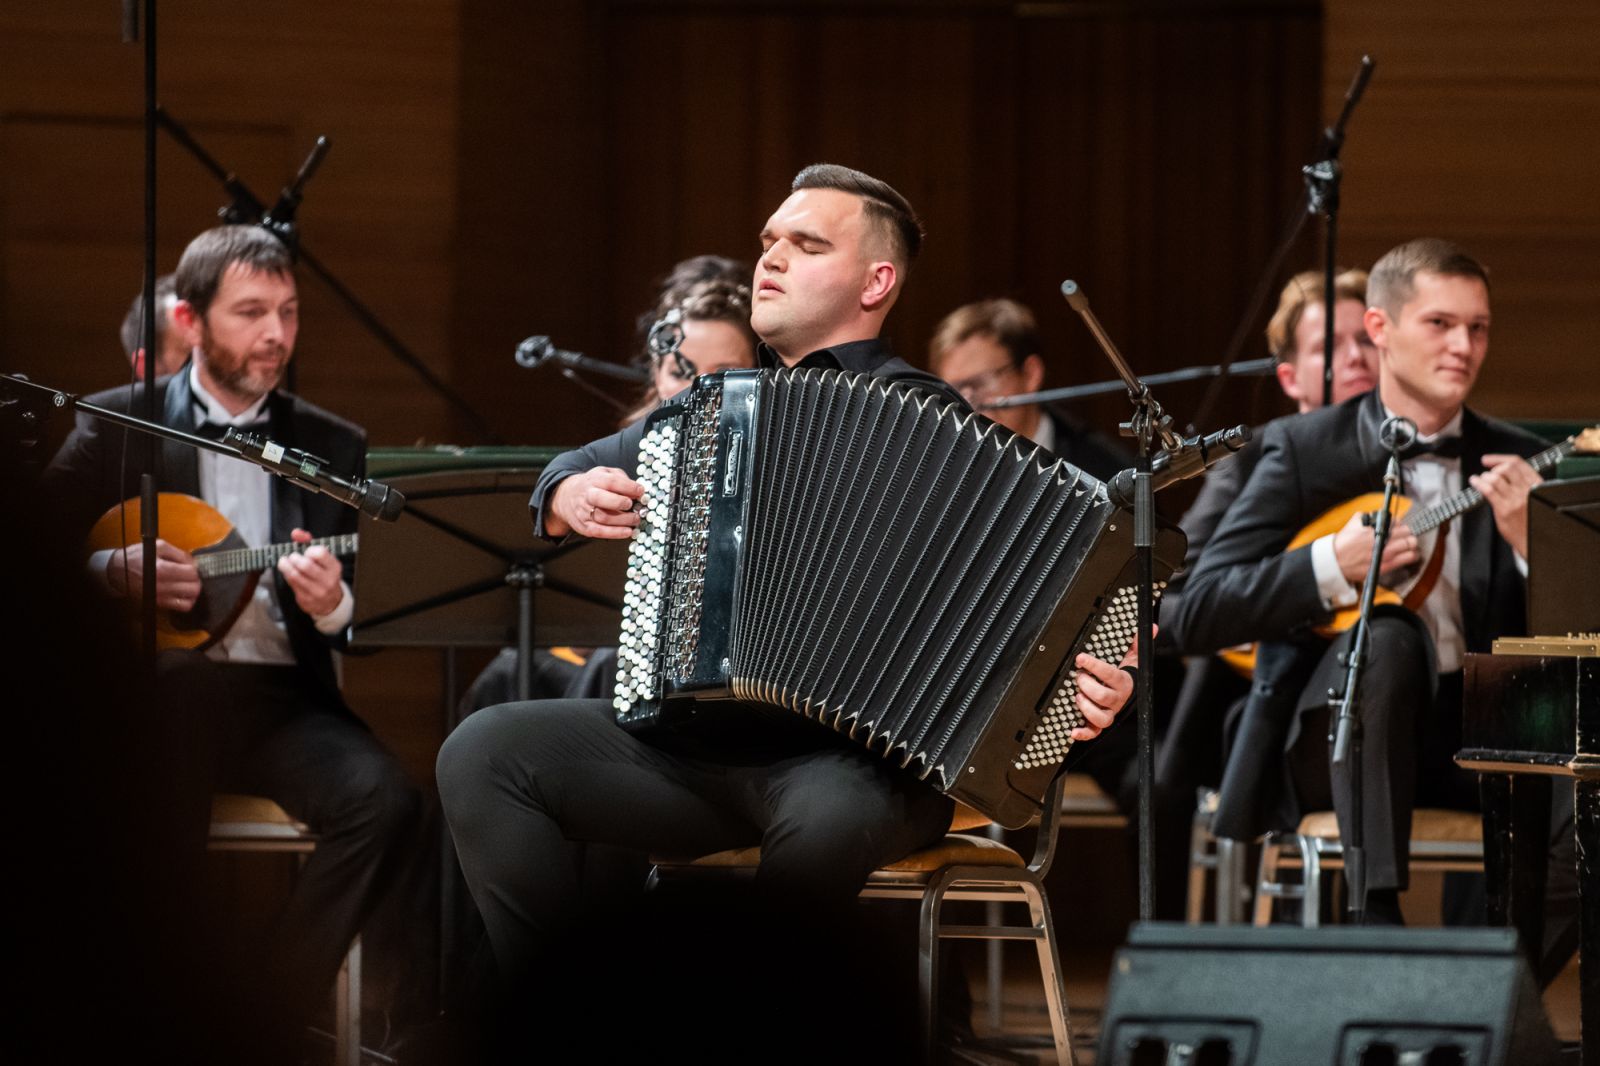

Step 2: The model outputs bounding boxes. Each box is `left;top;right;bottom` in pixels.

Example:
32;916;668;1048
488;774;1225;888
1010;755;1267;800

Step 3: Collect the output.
1353;389;1388;480
160;366;201;494
267;391;305;543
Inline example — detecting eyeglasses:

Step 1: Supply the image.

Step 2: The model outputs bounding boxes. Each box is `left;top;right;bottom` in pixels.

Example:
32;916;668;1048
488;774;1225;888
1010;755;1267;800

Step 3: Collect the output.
947;363;1021;405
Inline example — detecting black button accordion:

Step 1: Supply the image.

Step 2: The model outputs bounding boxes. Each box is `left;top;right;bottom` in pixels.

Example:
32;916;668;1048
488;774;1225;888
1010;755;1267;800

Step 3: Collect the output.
613;368;1185;827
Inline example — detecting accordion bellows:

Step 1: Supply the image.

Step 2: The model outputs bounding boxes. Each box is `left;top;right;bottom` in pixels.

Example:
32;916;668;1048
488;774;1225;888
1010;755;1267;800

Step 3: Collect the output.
614;369;1184;827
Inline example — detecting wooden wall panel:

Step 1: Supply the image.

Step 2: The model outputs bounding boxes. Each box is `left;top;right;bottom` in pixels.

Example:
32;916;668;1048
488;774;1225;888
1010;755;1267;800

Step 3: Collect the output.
456;2;1324;456
0;0;462;448
1324;0;1600;420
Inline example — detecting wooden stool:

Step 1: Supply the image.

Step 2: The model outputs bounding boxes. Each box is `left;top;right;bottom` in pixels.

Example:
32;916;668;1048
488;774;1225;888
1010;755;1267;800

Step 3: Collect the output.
208;795;363;1066
1253;807;1484;927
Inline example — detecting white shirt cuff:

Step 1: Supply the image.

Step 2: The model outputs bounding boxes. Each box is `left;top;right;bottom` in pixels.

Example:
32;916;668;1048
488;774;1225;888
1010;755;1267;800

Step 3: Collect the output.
1514;550;1529;578
1311;534;1359;609
88;548;120;595
313;580;354;635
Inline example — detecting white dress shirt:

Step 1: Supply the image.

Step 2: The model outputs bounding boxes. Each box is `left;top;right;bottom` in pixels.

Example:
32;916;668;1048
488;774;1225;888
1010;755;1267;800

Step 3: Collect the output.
1028;410;1057;455
92;365;353;662
1309;407;1469;672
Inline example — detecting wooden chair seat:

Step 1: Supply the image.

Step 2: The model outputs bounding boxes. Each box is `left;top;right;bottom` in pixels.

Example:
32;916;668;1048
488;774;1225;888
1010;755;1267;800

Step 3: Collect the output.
207;794;361;1066
1256;807;1486;928
1296;807;1483;844
654;831;1025;874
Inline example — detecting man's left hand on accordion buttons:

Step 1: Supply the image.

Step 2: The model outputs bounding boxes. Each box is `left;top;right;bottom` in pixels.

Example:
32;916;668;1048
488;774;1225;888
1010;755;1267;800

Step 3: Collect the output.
1070;627;1151;742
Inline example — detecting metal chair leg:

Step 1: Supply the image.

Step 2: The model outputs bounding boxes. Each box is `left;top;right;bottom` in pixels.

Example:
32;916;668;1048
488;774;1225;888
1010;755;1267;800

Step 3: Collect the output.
1253;836;1281;926
335;935;361;1066
918;877;949;1066
985;822;1005;1032
1023;880;1076;1065
1215;836;1247;924
1186;788;1223;925
1298;835;1322;929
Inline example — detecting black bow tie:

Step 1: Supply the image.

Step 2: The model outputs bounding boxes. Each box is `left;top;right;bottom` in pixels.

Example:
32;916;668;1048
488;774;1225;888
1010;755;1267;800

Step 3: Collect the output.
1399;435;1463;461
192;416;269;442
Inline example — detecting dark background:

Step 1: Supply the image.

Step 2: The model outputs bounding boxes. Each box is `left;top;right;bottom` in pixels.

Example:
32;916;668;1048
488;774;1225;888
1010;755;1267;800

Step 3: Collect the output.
3;0;1597;784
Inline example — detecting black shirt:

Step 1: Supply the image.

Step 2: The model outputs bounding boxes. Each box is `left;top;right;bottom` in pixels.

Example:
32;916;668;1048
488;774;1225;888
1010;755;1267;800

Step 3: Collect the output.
528;337;963;537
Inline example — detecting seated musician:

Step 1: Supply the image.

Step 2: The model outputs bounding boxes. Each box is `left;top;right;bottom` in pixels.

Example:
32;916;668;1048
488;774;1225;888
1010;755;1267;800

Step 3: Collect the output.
1168;238;1546;925
1162;266;1378;637
459;270;760;714
117;272;195;380
927;296;1130;481
622;258;759;424
436;164;1139;1053
43;226;427;1052
1146;267;1379;916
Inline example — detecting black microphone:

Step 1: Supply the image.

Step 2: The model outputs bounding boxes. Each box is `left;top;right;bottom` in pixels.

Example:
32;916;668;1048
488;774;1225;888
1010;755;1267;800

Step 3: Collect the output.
1378;415;1418;455
1103;425;1252;511
514;336;650;384
224;429;406;522
260;136;330;258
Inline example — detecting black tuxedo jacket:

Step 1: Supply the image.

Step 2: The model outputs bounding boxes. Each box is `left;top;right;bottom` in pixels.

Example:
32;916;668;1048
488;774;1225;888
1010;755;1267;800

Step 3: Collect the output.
1167;388;1545;838
43;366;366;698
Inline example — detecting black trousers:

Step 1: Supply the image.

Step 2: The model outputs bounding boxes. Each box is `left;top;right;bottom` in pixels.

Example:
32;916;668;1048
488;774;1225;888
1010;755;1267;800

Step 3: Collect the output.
436;698;953;987
156;650;426;1036
1285;615;1478;892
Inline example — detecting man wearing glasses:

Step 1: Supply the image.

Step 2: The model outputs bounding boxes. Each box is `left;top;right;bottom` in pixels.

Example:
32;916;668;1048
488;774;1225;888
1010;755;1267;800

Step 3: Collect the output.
928;297;1129;480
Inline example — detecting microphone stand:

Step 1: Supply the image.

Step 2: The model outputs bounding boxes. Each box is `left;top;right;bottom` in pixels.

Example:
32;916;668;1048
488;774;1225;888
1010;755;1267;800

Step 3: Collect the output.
1313;56;1375;409
980;356;1276;412
1189;55;1374;433
1328;433;1405;925
121;0;162;663
0;374;403;522
153;107;504;445
1060;280;1185;922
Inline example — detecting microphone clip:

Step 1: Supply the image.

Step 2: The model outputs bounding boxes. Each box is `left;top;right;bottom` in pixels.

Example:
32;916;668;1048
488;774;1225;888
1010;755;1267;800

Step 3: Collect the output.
646;307;696;384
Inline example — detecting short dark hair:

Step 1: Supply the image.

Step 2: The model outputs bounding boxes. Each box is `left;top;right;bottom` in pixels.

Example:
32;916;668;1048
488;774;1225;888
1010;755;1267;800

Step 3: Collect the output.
791;163;924;269
928;298;1039;373
118;274;177;359
1368;238;1490;316
173;225;294;319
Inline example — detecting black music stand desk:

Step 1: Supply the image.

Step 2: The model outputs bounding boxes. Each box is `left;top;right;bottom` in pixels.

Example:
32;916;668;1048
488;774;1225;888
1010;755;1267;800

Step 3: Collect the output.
349;447;627;702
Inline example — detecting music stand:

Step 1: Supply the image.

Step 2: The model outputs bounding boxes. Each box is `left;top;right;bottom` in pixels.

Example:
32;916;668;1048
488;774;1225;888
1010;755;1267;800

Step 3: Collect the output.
1527;475;1600;636
349;454;628;701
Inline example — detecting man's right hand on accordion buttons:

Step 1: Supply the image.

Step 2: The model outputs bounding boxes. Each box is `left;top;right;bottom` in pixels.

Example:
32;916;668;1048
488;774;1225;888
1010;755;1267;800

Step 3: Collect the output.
547;466;644;539
1069;625;1153;742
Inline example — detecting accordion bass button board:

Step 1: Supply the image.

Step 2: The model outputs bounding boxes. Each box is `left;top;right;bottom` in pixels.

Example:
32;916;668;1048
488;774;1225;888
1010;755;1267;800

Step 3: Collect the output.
612;368;1186;828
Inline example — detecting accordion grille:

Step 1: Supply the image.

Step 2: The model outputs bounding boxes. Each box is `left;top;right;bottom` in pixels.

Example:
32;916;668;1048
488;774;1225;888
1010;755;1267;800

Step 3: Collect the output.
725;370;1104;785
610;367;1185;824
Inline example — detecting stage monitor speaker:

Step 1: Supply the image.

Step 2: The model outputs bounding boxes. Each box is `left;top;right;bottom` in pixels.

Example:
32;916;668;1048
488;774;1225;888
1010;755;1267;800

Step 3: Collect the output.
1099;922;1560;1065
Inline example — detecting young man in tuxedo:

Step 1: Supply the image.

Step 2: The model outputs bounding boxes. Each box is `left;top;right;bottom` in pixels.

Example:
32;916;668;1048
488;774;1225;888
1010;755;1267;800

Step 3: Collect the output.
437;165;1139;1055
45;225;426;1053
927;296;1130;481
1169;238;1544;925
